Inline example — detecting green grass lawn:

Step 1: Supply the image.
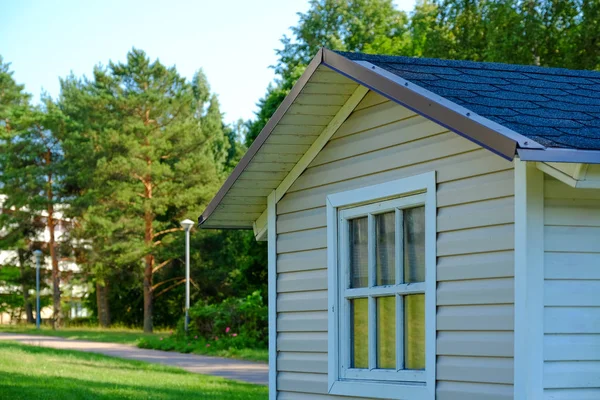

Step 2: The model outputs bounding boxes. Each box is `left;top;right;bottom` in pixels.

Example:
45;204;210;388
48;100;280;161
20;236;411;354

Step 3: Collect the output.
0;325;268;363
0;341;268;400
0;324;160;345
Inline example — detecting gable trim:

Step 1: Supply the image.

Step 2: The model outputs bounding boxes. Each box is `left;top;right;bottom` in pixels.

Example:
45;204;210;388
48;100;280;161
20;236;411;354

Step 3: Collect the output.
321;49;541;160
252;85;369;240
198;48;325;228
201;48;581;228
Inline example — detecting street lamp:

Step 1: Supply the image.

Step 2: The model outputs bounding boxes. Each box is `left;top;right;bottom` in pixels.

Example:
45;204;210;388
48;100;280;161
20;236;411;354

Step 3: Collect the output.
180;219;194;334
33;250;43;329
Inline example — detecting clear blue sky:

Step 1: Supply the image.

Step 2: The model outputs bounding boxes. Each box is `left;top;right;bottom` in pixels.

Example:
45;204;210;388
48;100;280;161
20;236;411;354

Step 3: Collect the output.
1;0;415;124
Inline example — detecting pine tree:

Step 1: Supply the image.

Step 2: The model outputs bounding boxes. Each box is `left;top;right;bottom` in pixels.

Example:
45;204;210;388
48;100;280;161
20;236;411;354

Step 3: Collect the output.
62;49;229;332
0;58;68;326
0;103;69;327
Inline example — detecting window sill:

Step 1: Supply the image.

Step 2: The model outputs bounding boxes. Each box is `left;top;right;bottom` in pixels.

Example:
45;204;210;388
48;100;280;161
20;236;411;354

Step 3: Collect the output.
329;379;433;400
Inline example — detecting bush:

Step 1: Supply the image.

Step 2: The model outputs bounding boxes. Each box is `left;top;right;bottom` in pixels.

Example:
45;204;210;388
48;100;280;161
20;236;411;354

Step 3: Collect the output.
136;291;268;362
186;291;267;349
137;332;268;362
65;317;97;327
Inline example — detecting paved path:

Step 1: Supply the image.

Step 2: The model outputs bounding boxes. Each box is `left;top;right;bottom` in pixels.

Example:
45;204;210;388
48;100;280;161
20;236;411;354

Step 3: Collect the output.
0;333;268;385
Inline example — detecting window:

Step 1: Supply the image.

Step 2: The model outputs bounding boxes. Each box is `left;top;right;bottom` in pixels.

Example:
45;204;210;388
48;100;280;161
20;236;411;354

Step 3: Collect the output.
327;173;436;400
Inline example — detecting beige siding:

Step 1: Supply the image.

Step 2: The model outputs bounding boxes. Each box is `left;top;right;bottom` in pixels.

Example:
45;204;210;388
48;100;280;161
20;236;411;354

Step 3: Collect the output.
543;177;600;399
275;92;515;399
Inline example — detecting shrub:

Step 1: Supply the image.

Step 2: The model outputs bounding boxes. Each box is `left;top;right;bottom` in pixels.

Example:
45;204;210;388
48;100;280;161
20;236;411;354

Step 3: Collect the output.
65;317;97;327
186;291;267;348
136;331;269;362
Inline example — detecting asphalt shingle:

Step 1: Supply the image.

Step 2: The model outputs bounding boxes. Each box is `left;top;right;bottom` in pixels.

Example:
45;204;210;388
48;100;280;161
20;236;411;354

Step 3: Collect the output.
337;51;600;150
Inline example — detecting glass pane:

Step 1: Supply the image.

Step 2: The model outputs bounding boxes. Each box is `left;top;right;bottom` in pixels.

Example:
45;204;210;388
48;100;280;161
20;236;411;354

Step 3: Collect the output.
405;294;425;370
377;296;396;369
349;217;368;288
351;298;369;368
375;212;395;286
404;206;425;283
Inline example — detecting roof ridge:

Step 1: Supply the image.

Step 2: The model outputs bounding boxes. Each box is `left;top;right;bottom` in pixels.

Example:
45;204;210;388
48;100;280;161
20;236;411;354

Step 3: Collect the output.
334;50;600;79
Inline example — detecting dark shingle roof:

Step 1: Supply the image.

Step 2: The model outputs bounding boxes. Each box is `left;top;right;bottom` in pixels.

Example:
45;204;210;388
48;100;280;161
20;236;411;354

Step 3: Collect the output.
338;51;600;150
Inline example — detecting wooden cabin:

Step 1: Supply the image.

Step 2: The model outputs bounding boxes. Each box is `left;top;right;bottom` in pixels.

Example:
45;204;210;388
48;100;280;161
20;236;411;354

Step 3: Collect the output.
199;48;600;400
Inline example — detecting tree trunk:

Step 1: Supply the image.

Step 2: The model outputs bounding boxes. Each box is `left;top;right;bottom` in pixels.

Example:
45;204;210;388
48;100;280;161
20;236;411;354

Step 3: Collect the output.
96;281;111;327
142;108;154;333
18;250;34;324
143;183;154;333
143;252;153;333
23;290;34;324
46;158;62;329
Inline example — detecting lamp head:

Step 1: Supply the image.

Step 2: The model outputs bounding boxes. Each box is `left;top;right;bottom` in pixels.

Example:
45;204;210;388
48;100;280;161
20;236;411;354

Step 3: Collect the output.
180;219;194;232
33;250;43;259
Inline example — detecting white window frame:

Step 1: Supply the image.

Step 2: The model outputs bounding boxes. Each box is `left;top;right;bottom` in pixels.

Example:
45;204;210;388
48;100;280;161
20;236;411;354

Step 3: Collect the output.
327;172;436;400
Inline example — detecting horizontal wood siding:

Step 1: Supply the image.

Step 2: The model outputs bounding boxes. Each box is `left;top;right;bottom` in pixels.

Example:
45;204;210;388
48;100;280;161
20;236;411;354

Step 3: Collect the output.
543;176;600;398
275;92;515;399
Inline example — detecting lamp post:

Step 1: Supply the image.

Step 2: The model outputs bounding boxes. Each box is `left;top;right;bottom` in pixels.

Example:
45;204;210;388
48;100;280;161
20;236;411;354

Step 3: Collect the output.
33;250;43;329
180;219;194;334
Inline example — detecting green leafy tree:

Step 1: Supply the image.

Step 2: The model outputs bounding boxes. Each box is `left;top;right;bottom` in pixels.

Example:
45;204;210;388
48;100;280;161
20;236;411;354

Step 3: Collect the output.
0;210;44;323
240;0;404;145
0;102;69;327
0;57;68;326
0;58;36;321
276;0;409;80
246;0;409;146
61;49;229;332
412;0;600;69
59;71;126;327
247;0;600;146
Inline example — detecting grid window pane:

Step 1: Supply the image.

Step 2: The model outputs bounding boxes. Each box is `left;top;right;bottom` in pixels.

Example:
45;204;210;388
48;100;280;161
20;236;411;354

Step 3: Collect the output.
405;294;425;370
351;298;369;368
404;206;425;283
349;217;369;288
375;212;395;286
376;296;396;369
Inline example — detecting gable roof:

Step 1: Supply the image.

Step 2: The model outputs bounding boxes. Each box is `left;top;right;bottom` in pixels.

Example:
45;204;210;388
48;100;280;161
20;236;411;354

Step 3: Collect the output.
199;48;600;229
338;51;600;151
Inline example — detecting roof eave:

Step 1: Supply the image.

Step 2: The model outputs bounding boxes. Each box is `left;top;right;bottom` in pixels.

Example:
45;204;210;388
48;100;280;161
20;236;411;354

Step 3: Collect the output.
200;49;599;228
197;48;326;228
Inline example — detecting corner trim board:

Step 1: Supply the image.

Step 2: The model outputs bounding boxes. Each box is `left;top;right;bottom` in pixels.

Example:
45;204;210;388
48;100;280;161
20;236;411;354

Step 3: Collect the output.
514;159;544;400
267;191;277;399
